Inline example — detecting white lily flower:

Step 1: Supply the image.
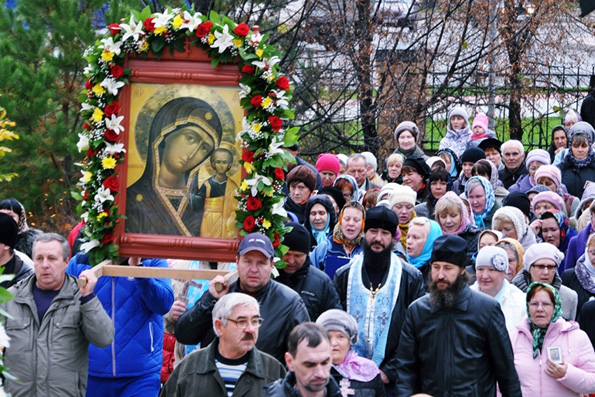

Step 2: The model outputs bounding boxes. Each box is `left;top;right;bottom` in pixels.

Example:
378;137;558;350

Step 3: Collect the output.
99;37;122;55
95;185;114;204
180;11;201;32
252;56;280;70
77;134;90;153
100;78;125;96
244;174;272;196
83;65;93;76
80;239;100;253
211;25;234;54
81;102;93;111
271;200;288;217
239;83;251;99
104;115;125;133
120;15;145;42
153;9;174;28
105;142;126;156
267;138;285;158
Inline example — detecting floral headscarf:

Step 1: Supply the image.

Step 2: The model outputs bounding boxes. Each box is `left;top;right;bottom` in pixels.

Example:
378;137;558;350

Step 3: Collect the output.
435;192;470;236
526;282;563;358
436;148;461;179
333;201;365;251
465;176;495;230
538;210;572;252
407;219;443;268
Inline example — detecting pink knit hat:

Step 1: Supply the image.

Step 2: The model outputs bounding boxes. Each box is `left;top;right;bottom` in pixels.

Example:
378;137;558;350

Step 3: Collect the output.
531;191;564;212
534;165;562;188
315;153;340;175
472;113;489;133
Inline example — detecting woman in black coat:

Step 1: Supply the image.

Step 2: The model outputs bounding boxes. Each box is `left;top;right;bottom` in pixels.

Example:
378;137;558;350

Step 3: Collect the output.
560;122;595;198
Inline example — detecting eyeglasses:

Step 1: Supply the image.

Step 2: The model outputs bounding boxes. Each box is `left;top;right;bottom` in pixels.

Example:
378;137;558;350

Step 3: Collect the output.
227;317;264;330
528;301;554;309
531;264;557;271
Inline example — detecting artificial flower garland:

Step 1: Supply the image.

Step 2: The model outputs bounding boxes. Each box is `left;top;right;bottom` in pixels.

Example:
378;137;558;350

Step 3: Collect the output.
75;6;297;266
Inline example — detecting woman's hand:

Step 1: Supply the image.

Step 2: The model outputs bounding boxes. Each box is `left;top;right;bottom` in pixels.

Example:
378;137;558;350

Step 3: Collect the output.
530;219;542;237
546;357;567;379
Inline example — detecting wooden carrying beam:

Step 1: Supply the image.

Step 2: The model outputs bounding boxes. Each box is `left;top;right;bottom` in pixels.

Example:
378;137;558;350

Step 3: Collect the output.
77;260;238;290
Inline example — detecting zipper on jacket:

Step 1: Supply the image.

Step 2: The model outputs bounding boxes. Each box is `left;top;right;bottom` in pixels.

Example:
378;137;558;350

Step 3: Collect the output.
112;278;116;377
149;322;154;352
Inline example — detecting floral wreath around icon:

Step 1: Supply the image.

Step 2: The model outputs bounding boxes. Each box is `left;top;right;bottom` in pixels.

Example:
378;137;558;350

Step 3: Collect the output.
74;6;297;266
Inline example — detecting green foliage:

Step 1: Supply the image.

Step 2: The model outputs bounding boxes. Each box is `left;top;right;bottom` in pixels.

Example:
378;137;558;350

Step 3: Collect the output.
0;0;138;233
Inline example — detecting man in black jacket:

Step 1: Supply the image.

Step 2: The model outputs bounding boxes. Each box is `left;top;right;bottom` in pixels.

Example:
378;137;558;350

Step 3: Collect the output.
175;233;310;364
334;206;425;391
276;223;341;321
396;235;522;397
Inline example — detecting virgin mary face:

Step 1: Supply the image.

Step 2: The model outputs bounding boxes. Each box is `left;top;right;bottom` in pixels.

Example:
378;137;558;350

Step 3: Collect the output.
161;126;215;175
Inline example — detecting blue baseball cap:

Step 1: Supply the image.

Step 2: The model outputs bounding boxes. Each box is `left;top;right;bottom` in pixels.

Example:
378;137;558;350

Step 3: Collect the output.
238;233;274;259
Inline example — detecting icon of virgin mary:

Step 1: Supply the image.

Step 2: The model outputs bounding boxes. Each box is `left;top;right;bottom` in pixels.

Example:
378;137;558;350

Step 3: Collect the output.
125;97;222;236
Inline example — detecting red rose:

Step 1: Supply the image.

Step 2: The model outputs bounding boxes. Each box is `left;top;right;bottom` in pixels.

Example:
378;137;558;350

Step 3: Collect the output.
83;191;89;201
104;101;120;117
196;21;213;38
110;65;124;78
233;23;250;37
276;76;290;91
83;123;91;130
246;197;262;211
243;215;256;232
272;233;280;248
101;232;115;244
242;150;255;163
85;79;93;90
250;95;263;108
104;129;118;142
103;176;119;191
268;116;282;132
273;168;284;180
144;17;155;32
241;64;256;74
108;23;120;35
86;148;95;157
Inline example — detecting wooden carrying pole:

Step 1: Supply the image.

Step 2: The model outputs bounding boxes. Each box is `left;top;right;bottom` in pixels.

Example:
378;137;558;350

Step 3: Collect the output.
77;260;238;291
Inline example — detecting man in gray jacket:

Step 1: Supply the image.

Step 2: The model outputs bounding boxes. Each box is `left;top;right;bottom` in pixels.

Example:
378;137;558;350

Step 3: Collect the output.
1;233;114;397
161;293;285;396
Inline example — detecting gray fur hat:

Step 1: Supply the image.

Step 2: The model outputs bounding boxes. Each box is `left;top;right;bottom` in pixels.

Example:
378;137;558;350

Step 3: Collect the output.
316;309;358;344
394;121;420;142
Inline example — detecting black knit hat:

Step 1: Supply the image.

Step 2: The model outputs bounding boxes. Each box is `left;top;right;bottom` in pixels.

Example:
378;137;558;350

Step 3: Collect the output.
365;206;399;236
403;156;430;179
478;138;502;153
502;191;531;218
460;147;486;164
430;235;468;267
318;186;346;212
284;222;311;254
0;212;18;249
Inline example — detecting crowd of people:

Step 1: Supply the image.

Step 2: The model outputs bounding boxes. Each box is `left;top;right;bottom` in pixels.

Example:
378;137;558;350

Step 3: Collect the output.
4;106;595;396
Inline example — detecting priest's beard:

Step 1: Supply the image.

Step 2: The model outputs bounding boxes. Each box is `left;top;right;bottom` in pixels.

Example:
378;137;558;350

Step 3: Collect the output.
428;270;469;309
362;238;395;270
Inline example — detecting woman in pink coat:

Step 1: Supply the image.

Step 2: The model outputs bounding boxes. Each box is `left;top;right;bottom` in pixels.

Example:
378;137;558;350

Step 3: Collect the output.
510;282;595;396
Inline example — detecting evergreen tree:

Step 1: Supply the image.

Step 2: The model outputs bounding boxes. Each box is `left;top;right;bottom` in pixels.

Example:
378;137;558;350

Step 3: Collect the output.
0;0;138;232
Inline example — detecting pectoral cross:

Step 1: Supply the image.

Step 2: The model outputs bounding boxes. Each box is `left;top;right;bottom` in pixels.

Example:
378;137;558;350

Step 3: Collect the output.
339;378;355;396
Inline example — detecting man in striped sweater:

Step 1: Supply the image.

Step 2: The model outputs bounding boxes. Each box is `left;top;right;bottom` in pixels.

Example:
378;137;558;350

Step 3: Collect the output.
161;293;285;396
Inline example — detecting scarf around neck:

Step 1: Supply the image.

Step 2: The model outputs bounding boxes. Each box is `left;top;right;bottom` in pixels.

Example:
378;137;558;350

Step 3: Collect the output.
526;282;563;358
334;349;380;383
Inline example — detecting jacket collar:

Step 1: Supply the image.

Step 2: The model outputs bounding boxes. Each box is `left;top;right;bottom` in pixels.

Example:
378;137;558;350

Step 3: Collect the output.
196;338;267;380
14;274;78;304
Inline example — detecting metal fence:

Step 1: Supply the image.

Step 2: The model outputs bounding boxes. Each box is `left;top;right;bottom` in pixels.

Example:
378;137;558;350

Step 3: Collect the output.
422;65;595;151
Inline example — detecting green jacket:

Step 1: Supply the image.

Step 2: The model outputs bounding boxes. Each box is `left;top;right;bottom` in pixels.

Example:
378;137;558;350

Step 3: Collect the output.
161;339;285;397
2;274;114;397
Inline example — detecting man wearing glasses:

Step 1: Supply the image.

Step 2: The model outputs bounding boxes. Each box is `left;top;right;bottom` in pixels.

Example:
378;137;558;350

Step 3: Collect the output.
175;233;310;364
161;293;285;396
511;242;578;320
